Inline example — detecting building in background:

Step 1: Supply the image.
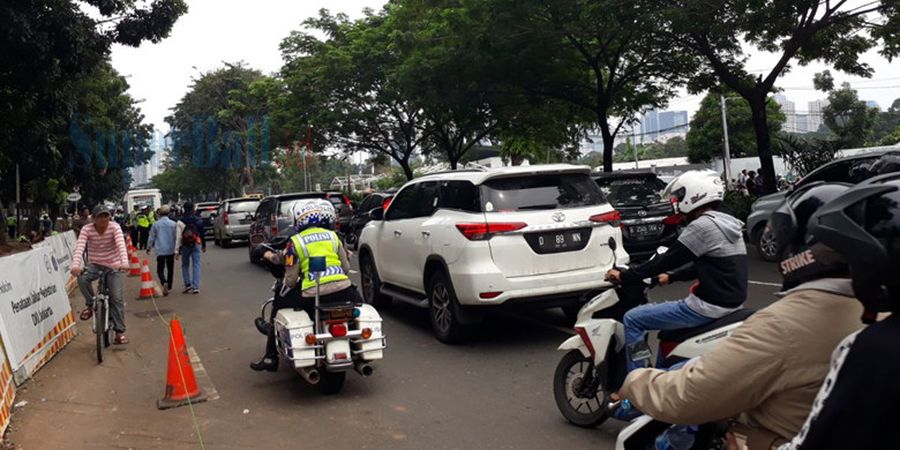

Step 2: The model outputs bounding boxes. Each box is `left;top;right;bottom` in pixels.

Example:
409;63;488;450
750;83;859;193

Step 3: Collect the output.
774;94;798;133
808;99;828;133
640;109;688;140
130;132;168;187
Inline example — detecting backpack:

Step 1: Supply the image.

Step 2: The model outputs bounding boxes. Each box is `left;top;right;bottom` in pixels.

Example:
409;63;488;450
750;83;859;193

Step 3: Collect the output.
181;220;200;247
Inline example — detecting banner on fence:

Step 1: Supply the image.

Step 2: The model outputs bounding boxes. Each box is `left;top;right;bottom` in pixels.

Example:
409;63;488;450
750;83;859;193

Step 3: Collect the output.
0;342;14;439
0;247;76;384
32;231;78;275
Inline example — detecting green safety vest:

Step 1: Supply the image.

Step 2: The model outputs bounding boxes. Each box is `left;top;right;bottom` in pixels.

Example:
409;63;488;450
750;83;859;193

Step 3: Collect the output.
290;228;349;292
136;213;150;228
6;216;15;226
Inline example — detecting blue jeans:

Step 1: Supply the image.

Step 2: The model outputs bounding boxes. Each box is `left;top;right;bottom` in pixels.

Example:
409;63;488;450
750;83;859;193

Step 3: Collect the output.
181;246;201;289
623;300;712;373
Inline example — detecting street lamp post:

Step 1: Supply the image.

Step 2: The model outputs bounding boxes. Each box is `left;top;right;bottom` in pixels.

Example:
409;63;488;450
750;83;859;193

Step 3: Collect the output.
719;95;744;189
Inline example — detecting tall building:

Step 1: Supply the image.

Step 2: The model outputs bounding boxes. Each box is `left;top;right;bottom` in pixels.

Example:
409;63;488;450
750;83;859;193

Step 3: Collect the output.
774;94;798;133
808;99;828;133
640;109;688;140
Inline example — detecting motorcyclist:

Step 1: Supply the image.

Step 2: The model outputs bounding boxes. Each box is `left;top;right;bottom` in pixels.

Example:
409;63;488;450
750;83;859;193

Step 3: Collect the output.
250;199;361;372
779;173;900;450
605;170;748;374
616;182;865;449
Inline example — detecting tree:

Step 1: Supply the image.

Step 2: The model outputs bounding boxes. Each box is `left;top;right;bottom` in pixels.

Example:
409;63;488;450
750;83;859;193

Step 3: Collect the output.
871;97;900;144
279;10;426;180
686;89;784;163
658;0;900;193
163;63;275;200
821;81;879;148
486;0;697;172
776;134;841;178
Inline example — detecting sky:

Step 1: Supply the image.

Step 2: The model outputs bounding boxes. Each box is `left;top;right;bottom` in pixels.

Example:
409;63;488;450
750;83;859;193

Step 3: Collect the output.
109;0;900;138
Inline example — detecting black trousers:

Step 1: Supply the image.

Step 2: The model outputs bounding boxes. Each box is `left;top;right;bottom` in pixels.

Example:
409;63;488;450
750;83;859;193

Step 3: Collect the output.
138;226;150;249
264;286;362;358
156;255;174;290
130;227;139;247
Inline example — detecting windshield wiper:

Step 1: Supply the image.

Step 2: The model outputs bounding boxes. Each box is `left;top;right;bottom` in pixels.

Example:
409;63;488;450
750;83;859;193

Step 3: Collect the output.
517;204;558;210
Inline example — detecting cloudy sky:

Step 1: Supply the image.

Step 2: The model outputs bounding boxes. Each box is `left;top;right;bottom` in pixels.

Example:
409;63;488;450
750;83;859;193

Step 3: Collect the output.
109;0;900;137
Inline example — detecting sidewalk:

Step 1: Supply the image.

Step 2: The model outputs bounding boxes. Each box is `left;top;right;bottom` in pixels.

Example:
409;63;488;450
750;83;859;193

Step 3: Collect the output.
4;273;212;449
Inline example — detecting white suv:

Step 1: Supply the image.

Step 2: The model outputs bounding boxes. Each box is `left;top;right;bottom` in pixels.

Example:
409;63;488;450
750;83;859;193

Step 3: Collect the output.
358;164;627;343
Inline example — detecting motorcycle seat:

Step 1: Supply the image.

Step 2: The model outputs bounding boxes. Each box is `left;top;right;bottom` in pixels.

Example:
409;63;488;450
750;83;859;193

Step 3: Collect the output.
658;308;755;342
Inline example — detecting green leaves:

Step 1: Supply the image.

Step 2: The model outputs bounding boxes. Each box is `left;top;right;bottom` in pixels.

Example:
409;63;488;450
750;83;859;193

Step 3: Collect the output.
686;89;784;163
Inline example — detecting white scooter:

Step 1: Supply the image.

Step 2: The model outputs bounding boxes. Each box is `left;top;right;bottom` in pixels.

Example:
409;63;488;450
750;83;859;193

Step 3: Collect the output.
552;238;752;448
254;239;386;394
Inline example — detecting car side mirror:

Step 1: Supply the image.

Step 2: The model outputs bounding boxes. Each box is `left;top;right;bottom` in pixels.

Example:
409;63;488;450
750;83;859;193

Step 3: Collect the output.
369;207;384;221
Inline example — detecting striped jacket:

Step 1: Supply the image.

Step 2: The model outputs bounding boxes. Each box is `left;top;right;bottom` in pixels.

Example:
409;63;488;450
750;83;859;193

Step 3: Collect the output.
72;223;129;270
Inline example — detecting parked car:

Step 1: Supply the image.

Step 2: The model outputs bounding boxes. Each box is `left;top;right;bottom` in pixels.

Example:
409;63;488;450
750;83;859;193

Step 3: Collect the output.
195;202;220;236
747;150;900;261
247;192;351;263
593;171;680;262
346;191;396;249
212;197;260;247
358;164;626;343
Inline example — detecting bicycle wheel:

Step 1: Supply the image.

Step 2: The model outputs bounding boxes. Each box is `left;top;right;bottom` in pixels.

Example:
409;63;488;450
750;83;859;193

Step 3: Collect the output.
95;300;106;364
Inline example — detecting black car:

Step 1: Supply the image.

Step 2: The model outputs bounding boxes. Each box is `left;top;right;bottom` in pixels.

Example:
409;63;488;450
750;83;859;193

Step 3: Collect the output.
346;191;395;248
195;201;220;236
593;172;680;262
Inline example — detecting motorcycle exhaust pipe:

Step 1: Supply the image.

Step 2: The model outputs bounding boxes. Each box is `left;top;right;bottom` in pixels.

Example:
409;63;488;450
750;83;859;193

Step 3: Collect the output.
299;367;320;385
354;362;374;377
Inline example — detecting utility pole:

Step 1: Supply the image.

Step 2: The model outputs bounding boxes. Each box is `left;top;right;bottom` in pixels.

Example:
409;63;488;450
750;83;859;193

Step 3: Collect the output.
720;95;733;189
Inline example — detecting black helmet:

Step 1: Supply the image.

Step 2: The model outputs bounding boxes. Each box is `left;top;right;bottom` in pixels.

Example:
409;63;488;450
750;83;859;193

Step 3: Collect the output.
770;181;853;290
809;172;900;323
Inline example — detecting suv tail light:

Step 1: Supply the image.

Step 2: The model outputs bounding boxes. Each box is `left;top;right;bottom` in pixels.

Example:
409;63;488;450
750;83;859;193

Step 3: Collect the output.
589;210;621;226
663;214;682;225
382;197;392;211
455;222;527;241
223;212;229;225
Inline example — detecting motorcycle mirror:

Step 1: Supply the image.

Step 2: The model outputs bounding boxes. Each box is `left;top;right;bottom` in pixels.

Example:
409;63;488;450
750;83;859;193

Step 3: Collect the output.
608;237;617;251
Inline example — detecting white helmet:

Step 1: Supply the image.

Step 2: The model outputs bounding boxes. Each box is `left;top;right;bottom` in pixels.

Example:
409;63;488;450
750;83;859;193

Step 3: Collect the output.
663;170;725;214
291;199;336;230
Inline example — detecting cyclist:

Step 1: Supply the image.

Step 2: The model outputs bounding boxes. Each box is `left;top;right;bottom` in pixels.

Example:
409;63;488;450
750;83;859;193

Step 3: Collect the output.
72;205;131;344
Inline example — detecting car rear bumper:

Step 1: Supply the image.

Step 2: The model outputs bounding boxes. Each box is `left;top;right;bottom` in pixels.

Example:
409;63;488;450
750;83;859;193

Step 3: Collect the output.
220;225;251;239
449;263;620;307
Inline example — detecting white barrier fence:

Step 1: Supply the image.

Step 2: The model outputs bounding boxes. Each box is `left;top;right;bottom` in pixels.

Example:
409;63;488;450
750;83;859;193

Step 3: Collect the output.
0;231;79;438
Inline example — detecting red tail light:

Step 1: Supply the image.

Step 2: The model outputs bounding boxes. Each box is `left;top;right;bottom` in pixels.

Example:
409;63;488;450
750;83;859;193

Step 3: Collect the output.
574;326;596;359
663;214;682;225
589;210;621;226
382;197;392;211
223;212;229;225
329;323;347;338
343;195;352;207
479;291;503;299
456;222;527;241
659;340;679;359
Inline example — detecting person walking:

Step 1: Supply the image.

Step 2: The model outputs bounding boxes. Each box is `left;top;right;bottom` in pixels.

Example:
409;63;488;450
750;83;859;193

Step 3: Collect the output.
176;202;206;294
136;206;152;250
5;212;16;238
147;205;177;296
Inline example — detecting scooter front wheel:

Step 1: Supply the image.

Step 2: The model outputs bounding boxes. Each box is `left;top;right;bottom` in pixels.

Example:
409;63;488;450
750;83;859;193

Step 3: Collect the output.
553;350;609;427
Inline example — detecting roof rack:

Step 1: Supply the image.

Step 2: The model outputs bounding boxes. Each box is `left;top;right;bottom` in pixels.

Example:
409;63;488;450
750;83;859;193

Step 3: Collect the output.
421;167;488;177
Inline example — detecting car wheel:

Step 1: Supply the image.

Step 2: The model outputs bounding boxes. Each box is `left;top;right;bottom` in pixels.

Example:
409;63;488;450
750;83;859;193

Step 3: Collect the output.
222;238;232;248
756;225;778;262
360;254;391;308
427;271;469;344
213;234;220;246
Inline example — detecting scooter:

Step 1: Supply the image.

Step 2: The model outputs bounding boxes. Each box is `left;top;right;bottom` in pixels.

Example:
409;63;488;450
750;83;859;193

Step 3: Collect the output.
254;238;386;394
552;238;753;446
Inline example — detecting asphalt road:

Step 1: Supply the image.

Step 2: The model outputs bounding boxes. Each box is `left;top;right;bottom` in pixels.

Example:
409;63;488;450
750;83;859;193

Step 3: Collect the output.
8;242;783;449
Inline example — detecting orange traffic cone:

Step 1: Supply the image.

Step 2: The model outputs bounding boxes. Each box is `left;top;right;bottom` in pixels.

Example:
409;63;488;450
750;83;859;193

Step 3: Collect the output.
137;259;160;300
128;252;141;277
157;317;207;410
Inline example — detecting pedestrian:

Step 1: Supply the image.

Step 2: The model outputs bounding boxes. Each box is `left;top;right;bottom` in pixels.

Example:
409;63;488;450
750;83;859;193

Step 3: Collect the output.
147;205;177;296
72;207;91;236
176;202;206;294
5;212;16;238
136;205;152;250
71;205;130;344
747;171;763;197
128;205;140;248
738;169;748;188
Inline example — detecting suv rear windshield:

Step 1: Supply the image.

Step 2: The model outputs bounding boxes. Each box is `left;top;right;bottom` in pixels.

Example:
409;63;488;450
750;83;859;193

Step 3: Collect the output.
595;176;666;206
480;173;605;212
228;201;259;213
279;197;322;216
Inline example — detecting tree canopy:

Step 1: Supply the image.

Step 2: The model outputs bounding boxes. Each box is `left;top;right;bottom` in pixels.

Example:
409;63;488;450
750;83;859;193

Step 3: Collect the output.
686;89;784;163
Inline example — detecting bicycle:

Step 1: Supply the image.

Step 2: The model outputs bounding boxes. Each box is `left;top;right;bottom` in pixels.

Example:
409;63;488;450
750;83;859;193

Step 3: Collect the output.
84;266;115;364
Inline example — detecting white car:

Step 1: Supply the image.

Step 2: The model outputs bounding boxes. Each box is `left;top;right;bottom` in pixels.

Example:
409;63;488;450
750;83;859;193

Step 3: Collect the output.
358;164;627;343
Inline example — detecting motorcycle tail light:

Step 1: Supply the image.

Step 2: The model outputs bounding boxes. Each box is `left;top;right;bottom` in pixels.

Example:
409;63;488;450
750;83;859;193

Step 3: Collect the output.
361;328;372;339
305;334;317;345
329;323;347;337
659;340;679;359
574;326;596;359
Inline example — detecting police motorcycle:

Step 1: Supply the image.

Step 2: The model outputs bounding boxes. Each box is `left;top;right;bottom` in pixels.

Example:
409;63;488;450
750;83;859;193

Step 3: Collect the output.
253;237;385;394
552;238;753;448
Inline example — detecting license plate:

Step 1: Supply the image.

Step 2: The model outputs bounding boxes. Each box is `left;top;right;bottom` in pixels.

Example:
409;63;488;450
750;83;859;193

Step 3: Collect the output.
327;310;354;320
526;228;590;254
333;352;348;360
628;223;663;238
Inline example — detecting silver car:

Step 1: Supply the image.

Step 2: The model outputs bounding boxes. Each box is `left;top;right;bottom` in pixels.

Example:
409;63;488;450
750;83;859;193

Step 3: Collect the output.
213;198;260;247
